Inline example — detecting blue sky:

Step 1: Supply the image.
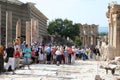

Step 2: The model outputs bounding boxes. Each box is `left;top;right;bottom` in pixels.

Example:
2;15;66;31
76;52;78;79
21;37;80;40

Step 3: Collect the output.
19;0;120;27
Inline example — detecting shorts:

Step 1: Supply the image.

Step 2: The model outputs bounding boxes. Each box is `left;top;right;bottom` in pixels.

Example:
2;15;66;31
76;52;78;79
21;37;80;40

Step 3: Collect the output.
24;57;30;65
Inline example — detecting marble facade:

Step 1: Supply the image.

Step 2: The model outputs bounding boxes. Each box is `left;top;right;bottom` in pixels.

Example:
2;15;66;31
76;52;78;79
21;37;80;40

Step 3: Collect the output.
79;24;98;47
0;0;48;46
106;2;120;59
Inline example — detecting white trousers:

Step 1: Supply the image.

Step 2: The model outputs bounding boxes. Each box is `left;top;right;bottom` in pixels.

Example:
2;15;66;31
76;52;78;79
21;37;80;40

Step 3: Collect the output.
5;57;15;70
71;54;75;63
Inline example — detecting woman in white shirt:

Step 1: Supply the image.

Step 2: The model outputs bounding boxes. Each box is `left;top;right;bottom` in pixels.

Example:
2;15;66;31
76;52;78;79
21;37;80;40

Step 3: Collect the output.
55;47;61;66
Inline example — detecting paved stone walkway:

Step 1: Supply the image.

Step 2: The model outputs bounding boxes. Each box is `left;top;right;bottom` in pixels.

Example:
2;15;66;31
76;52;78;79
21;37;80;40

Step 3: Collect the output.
0;60;120;80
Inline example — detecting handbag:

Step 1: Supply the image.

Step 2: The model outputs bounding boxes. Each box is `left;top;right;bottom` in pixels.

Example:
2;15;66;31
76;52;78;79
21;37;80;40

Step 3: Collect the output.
5;57;9;63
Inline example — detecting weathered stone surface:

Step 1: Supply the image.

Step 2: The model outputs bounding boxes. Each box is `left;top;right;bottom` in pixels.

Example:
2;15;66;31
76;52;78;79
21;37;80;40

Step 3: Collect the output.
0;60;119;80
6;11;12;47
106;2;120;58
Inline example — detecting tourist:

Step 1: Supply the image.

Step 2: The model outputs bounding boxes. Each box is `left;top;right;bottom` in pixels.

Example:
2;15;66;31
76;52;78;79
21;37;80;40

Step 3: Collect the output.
95;47;100;60
23;44;31;69
71;46;75;64
75;46;80;60
64;46;69;64
60;46;65;64
51;46;57;64
80;47;87;60
38;47;44;64
93;47;98;60
31;49;37;63
5;43;15;74
33;42;39;63
78;47;82;59
55;46;61;66
14;48;20;69
0;45;4;74
67;46;73;64
45;45;51;64
86;48;92;60
21;41;26;57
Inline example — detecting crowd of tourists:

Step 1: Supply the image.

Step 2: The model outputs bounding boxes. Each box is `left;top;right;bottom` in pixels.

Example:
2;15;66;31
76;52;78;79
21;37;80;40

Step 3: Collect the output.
0;41;100;75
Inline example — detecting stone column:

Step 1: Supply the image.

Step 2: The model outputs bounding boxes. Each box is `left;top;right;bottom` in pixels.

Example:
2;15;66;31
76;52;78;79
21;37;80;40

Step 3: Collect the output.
88;36;90;46
6;11;12;48
0;5;1;45
31;19;39;44
111;26;113;45
83;36;85;46
26;21;31;45
16;19;21;46
110;12;114;46
95;36;97;45
91;36;94;45
16;19;21;39
81;37;83;46
109;21;112;45
85;35;87;47
93;36;95;46
116;16;120;56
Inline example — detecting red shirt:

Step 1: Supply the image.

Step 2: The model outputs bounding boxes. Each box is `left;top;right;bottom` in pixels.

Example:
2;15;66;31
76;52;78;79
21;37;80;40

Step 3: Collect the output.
52;48;57;55
14;50;20;58
31;51;36;57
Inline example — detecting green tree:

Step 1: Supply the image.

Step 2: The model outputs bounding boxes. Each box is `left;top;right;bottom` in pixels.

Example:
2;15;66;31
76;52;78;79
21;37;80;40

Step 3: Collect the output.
74;37;82;46
71;23;80;40
47;18;80;41
61;19;73;39
47;18;63;35
47;21;56;35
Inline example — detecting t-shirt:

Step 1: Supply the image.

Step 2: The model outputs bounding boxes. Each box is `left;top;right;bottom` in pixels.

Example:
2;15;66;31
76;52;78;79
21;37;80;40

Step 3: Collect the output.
24;48;31;58
31;51;36;57
64;50;68;57
14;50;20;58
81;49;86;54
45;47;51;54
6;47;15;57
75;49;79;54
55;50;61;55
24;48;31;53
